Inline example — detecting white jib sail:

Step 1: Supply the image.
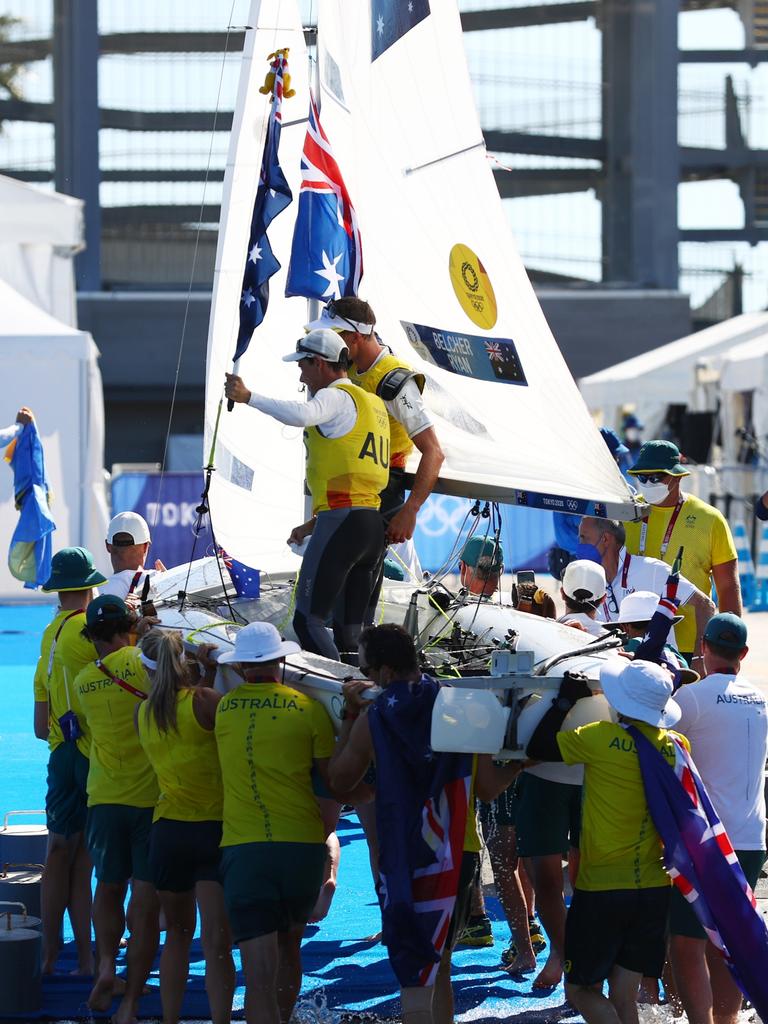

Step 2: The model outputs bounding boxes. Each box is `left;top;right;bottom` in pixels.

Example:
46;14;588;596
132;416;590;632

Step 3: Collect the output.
204;1;311;572
315;1;641;521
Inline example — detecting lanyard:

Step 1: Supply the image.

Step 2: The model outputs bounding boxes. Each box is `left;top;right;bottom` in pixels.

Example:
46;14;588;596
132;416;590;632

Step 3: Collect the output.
638;499;685;557
47;610;80;679
95;658;148;700
620;551;631;589
127;570;143;595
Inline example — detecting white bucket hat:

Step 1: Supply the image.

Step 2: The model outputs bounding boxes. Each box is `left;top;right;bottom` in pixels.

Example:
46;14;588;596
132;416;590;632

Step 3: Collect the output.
617;590;683;626
599;657;681;728
217;621;300;664
562;559;606;602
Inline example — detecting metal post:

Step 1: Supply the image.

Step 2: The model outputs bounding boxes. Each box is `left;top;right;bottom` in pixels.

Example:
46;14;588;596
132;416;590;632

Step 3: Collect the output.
601;0;680;288
53;0;101;291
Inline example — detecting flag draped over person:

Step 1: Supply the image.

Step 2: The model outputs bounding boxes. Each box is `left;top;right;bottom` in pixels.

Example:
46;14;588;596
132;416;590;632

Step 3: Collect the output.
367;676;472;987
628;723;768;1019
234;51;293;362
5;421;55;588
285;90;363;302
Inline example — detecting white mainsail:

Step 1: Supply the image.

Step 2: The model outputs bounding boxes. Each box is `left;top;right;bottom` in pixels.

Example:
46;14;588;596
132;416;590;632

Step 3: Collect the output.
205;1;641;573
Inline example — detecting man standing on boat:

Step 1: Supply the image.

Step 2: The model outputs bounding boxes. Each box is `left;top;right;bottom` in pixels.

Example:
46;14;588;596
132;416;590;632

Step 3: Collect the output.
625;440;740;668
225;328;390;661
305;298;444;548
578;516;715;659
102;511;166;605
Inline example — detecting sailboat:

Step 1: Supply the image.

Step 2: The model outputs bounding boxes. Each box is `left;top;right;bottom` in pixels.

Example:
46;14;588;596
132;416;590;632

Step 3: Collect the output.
154;0;642;739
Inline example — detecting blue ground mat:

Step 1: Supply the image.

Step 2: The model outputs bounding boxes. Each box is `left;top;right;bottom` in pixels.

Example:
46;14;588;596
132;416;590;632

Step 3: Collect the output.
1;605;577;1021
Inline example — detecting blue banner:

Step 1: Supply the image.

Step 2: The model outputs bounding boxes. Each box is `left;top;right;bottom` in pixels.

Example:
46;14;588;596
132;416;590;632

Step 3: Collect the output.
401;320;527;386
111;473;213;571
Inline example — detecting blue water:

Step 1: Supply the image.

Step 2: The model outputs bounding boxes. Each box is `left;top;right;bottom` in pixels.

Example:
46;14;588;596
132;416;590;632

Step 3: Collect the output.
0;605;575;1021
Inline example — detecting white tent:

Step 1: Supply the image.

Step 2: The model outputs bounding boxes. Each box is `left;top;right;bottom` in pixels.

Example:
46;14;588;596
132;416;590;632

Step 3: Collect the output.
0;175;83;328
0;280;109;600
579;313;768;436
718;334;768;463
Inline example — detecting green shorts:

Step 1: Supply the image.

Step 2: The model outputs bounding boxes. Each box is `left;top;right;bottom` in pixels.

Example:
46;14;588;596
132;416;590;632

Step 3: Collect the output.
46;743;89;838
86;804;154;884
479;773;522;839
669;849;765;939
515;773;582;858
221;841;327;944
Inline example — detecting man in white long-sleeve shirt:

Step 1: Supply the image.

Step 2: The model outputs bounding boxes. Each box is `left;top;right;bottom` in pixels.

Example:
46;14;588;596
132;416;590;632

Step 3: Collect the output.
225;329;390;661
0;406;34;447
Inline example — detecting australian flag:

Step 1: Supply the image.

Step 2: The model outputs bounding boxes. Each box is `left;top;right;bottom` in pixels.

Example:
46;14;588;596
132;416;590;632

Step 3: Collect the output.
629;724;768;1020
367;676;473;987
285;91;362;302
219;548;261;599
234;52;293;362
372;0;431;61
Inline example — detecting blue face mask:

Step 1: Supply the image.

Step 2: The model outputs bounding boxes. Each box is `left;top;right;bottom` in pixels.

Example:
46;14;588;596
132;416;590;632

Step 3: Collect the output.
574;542;602;565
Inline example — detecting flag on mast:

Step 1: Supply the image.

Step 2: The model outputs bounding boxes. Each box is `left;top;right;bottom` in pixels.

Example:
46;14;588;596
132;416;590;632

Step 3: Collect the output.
285;90;363;301
234;51;293;362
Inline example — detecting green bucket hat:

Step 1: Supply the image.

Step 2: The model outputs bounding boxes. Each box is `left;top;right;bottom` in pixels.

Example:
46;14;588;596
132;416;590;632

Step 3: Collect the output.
628;440;689;477
42;547;108;593
460;536;504;570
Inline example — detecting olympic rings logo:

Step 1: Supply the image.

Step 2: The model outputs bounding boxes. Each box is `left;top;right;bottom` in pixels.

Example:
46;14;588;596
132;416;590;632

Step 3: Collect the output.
416;495;474;539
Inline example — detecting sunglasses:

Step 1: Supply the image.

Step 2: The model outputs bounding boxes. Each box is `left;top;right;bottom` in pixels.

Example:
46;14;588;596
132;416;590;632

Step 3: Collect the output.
325;299;357;332
293;340;319;363
635;473;667;484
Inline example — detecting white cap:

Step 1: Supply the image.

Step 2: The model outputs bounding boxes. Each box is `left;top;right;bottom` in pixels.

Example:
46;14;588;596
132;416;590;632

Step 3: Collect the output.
217;621;300;664
599;658;681;728
562;559;606;603
617;590;683;626
282;329;349;363
304;304;375;336
107;511;151;546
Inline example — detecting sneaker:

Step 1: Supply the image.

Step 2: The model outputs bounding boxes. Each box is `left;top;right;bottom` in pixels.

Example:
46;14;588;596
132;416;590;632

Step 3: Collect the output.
500;918;546;965
529;917;546;954
456;915;493;948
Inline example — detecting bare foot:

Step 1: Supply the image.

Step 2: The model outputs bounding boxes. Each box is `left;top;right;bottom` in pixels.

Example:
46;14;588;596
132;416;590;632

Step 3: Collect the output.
111;997;140;1024
112;977;150;997
504;952;537;975
41;961;57;976
88;972;116;1012
309;880;337;923
69;965;95;977
363;930;382;943
532;957;562;989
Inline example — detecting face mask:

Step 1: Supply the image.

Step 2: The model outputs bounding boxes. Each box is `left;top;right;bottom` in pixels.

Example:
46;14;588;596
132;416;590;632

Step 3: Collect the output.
625;428;640;443
640;481;670;505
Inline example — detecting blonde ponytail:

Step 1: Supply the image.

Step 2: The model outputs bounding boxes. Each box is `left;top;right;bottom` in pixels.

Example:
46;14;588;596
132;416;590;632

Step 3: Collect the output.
140;628;187;733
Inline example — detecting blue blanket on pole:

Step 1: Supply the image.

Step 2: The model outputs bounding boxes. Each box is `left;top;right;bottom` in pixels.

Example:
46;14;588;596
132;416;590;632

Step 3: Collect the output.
6;422;55;588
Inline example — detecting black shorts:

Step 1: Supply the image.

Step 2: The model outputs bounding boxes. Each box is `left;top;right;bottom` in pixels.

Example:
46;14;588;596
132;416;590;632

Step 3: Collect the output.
446;852;480;950
515;773;582;857
149;818;223;893
564;886;670;985
86;804;153;884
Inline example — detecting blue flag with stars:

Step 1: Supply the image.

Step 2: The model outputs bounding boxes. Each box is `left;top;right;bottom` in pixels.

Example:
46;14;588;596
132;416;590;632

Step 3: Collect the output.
234;53;293;362
372;0;431;62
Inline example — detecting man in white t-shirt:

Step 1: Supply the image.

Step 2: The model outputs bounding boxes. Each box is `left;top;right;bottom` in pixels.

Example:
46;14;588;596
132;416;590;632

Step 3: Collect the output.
102;512;165;604
558;559;607;637
670;613;767;1024
578;516;714;658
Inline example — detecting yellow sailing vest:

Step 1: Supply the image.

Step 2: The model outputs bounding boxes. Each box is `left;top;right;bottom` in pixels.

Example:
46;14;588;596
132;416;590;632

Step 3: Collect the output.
215;681;335;845
74;646;158;808
137;689;223;823
349;351;423;469
304;380;390;513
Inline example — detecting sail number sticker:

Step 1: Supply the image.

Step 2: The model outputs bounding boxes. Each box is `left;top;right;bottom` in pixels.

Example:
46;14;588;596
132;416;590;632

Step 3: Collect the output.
448;243;498;330
401;321;527;387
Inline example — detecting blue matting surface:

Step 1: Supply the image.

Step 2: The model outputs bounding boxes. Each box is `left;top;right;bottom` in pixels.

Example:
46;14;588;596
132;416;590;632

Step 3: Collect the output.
0;605;576;1021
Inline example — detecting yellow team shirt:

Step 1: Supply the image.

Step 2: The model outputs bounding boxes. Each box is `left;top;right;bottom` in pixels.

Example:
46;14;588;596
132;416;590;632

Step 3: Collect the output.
137;689;223;823
74;646;158;808
558;721;689;891
348;351;421;470
625;493;737;652
33;609;96;756
215;681;335;846
304;381;390;513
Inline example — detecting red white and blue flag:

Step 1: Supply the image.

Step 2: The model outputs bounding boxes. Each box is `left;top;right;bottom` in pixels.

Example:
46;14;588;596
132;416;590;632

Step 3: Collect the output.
368;676;472;987
285;91;363;302
629;723;768;1017
234;52;292;362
